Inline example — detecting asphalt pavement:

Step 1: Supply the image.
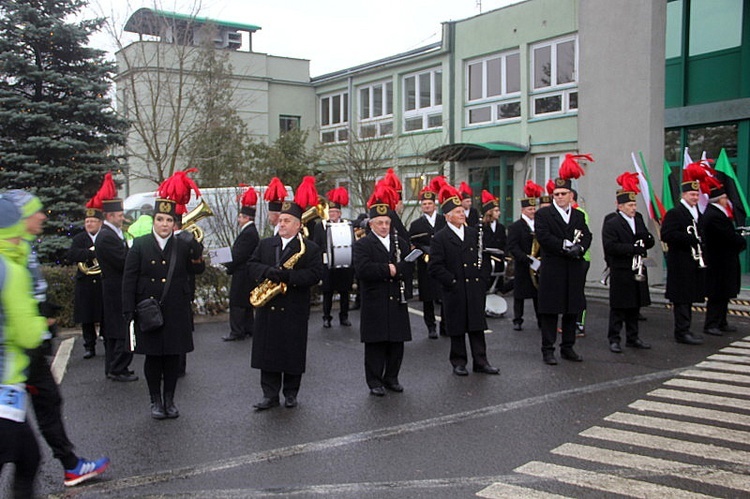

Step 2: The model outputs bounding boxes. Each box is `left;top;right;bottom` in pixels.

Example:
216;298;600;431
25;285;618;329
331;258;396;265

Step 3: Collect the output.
8;296;750;498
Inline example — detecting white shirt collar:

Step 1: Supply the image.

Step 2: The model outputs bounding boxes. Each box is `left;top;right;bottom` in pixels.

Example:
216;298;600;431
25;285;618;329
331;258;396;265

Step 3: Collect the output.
490;220;497;232
104;220;124;240
711;202;730;217
88;231;99;243
424;211;437;227
152;229;171;250
240;220;254;231
680;198;699;221
521;214;535;231
273;224;279;236
554;202;571;223
618;211;636;233
280;235;294;250
448;222;464;241
375;232;390;251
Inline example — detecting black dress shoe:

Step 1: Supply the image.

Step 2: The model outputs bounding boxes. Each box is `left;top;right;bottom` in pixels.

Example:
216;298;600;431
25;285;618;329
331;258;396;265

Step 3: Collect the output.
560;348;583;362
83;350;95;359
340;319;351;326
513;323;522;331
675;332;704;345
609;342;623;353
384;382;404;392
543;353;558;365
369;386;386;396
428;327;438;339
163;393;179;419
323;319;332;328
473;365;500;375
720;324;737;332
703;328;723;336
253;397;280;411
626;338;651;349
452;365;469;376
222;334;244;341
285;396;298;408
111;373;138;382
150;401;167;420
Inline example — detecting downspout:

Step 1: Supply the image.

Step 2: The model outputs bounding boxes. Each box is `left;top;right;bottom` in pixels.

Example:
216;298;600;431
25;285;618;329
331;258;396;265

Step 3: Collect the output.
446;21;457;183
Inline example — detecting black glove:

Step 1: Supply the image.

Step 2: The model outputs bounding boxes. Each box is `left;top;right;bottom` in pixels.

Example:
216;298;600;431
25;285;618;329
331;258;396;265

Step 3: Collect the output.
565;244;584;259
633;244;647;256
278;268;291;283
123;312;134;323
265;268;283;283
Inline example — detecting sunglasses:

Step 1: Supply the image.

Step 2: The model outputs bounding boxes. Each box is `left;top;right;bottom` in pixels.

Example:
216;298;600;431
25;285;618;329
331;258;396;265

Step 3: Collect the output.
553;192;570;197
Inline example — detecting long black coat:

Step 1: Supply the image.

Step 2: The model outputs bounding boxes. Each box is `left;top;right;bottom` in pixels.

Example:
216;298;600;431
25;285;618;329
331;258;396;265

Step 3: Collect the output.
95;224;129;339
408;214;446;302
701;204;746;300
601;211;654;309
226;223;259;308
481;221;507;274
247;235;324;374
313;220;355;293
428;225;489;335
66;230;103;324
507;218;537;299
661;203;706;303
534;205;592;314
465;207;480;227
122;234;205;355
353;231;413;343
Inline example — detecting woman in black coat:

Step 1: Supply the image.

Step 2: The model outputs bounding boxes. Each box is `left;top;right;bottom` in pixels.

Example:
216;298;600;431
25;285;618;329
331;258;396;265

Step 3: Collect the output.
123;200;205;419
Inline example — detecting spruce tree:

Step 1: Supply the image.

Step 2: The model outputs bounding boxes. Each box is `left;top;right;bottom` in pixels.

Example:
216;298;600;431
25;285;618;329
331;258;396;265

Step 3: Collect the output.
0;0;128;263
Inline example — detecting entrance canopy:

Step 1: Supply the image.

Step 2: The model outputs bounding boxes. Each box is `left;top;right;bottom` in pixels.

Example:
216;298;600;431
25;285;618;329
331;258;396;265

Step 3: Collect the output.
424;141;528;162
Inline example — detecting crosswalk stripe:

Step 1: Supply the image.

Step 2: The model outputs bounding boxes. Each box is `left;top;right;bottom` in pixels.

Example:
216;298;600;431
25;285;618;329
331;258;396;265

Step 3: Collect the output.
720;347;750;355
629;399;750;427
604;412;750;444
580;426;750;466
731;340;750;348
707;353;750;365
679;369;750;385
552;443;750;492
649;388;750;411
696;360;750;374
664;378;750;397
514;461;713;498
476;482;572;498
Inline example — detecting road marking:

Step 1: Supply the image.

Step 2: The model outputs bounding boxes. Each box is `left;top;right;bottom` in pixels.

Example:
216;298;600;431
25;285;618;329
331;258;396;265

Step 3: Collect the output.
679;368;750;385
629;399;750;427
476;482;571;498
707;353;750;365
696;360;750;374
514;461;713;498
552;443;750;492
50;337;74;384
665;377;750;396
580;426;750;466
720;347;750;355
604;411;750;444
648;388;750;410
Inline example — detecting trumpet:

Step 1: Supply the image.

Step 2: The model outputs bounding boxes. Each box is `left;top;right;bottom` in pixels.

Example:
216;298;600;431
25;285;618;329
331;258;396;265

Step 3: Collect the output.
77;246;101;275
182;198;214;243
686;221;707;269
632;240;646;282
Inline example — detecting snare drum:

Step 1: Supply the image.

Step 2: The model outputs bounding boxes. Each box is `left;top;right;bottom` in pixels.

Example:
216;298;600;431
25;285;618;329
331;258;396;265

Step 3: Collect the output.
326;221;354;268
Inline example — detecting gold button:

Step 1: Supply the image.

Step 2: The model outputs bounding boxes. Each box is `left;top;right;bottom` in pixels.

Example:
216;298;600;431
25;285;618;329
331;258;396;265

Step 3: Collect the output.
161;278;166;283
465;279;469;282
271;306;275;311
162;260;166;265
151;260;156;264
151;278;155;282
463;263;467;267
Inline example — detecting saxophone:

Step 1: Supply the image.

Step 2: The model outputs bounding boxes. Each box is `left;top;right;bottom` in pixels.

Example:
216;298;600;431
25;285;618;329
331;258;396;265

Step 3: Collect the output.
249;234;307;307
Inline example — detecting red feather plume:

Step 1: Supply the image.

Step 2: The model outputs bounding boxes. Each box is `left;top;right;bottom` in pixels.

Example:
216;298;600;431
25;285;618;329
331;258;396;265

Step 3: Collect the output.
438;183;461;204
367;182;398;210
616;172;641;194
97;172;118;201
481;190;496;204
458;181;473;197
327;187;349;207
546;179;555;195
239;185;258;207
428;176;447;194
523;180;544;198
383;168;402;193
158;168;201;215
264;177;287;203
293;176;318;210
558;153;593;180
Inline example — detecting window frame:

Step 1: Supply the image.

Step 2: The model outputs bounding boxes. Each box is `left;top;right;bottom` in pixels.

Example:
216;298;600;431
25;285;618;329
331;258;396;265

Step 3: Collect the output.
279;115;301;134
358;80;394;139
319;91;350;144
529;35;579;118
465;50;522;127
402;67;443;133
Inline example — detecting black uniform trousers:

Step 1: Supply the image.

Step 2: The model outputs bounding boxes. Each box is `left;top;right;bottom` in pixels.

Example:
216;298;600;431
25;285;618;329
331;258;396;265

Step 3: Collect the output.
704;298;729;330
104;337;133;377
513;296;539;327
672;302;693;337
229;306;254;338
423;300;446;334
608;307;639;344
540;313;577;354
450;331;488;369
323;291;350;322
144;355;180;397
260;371;302;400
27;350;78;470
0;418;40;498
81;322;98;353
364;342;404;388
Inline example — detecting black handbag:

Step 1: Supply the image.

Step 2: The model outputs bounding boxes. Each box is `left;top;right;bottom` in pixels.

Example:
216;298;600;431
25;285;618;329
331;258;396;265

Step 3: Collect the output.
136;242;177;333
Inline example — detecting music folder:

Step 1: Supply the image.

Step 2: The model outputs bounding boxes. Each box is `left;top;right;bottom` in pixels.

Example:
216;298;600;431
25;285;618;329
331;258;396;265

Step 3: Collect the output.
404;248;423;262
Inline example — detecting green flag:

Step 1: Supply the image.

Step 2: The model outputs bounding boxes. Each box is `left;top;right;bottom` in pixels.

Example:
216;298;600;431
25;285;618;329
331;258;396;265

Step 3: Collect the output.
714;148;750;224
662;159;675;211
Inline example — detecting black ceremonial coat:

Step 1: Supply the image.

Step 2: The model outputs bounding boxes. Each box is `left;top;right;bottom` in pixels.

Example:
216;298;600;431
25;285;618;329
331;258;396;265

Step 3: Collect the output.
313;220;355;293
226;223;259;308
601;212;654;309
534;205;592;314
247;236;324;374
95;224;129;339
122;234;205;355
428;225;489;335
701;204;746;301
66;230;103;324
353;231;413;343
465;207;481;227
507;218;537;300
408;214;446;302
482;221;507;274
661;203;706;303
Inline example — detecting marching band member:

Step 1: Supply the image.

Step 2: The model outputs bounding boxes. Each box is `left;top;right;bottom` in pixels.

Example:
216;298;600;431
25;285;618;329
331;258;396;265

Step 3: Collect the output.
535;158;593;365
314;187;354;328
459;181;481;227
264;177;286;236
429;184;499;376
408;179;447;339
540;180;554;208
701;180;746;336
247;177;324;411
93;173;137;381
122;171;205;419
601;172;654;353
480;189;507;284
66;197;104;359
507;181;542;331
354;183;414;395
660;163;708;345
222;185;260;341
381;168;410;241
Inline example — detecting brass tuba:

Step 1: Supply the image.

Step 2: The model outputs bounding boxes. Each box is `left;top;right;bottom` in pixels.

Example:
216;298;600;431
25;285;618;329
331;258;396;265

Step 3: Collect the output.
78;246;101;275
301;196;329;238
181;198;214;243
529;234;540;288
249;233;307;307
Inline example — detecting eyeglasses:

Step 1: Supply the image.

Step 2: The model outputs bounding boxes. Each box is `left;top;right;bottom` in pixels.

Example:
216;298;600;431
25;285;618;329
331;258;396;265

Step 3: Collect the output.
553;192;570;197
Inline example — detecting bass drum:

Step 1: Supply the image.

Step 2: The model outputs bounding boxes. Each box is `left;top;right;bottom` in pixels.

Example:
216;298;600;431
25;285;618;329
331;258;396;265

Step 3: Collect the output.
485;294;507;318
326;221;354;268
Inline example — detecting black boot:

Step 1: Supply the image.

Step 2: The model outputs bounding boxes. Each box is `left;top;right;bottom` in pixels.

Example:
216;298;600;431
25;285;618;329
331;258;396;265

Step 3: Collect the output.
163;392;179;419
150;393;167;420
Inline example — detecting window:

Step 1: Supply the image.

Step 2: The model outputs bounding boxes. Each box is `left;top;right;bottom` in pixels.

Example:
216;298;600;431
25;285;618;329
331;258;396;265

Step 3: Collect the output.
320;91;349;144
665;0;683;59
688;0;743;56
465;51;521;126
403;68;443;132
279;115;300;134
358;80;393;138
530;36;578;118
533;155;562;184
